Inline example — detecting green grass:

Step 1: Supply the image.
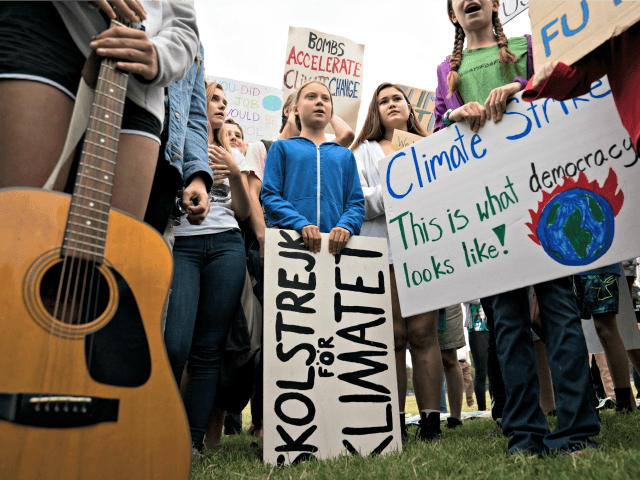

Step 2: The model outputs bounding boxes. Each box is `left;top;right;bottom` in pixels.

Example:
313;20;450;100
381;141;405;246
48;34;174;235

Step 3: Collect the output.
189;395;640;480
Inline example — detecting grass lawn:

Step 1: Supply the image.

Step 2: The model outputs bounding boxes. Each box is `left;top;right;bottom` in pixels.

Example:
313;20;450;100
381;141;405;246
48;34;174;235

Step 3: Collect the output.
189;391;640;479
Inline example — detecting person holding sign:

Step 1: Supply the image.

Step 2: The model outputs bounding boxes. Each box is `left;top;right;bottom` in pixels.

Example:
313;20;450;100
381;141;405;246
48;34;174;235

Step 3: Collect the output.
433;0;600;457
351;82;444;442
261;81;364;255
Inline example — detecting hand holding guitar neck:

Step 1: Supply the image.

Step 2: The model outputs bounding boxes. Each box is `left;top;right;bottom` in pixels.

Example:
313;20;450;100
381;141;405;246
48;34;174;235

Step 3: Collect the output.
89;24;158;81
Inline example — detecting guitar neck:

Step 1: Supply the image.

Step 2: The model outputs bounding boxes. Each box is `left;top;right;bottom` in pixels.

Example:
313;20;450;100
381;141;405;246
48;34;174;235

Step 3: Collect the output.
63;24;130;264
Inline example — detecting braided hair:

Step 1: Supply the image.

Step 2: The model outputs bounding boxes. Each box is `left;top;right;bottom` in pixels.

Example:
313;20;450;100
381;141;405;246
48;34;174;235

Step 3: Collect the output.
446;1;518;98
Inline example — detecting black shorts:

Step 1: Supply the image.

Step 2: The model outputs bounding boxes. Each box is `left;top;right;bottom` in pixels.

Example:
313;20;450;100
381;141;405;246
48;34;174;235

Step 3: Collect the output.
0;1;161;142
574;273;620;318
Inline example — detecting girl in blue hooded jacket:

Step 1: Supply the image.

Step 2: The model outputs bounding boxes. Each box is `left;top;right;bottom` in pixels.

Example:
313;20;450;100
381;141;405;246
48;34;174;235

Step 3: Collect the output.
261;81;364;255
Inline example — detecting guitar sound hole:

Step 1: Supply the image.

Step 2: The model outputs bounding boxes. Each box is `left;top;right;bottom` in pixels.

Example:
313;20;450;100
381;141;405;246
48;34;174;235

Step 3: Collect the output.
40;260;110;325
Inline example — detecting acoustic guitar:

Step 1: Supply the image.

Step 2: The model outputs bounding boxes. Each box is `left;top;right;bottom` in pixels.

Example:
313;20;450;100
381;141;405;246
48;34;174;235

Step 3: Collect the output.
0;16;191;480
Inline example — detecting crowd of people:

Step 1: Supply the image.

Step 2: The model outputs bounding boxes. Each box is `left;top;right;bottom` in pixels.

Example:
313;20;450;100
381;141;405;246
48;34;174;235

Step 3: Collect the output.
1;0;639;462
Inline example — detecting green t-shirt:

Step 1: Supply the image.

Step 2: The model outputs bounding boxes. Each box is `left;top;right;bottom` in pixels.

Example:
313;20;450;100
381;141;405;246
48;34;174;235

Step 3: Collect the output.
457;36;528;105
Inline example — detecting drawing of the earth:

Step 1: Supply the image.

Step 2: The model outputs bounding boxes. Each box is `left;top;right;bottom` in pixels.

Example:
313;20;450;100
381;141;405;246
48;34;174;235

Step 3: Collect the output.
536;188;614;266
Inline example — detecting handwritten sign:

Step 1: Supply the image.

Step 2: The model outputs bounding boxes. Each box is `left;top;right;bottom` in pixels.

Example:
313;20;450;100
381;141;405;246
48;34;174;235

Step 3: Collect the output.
498;0;529;26
530;1;640;72
263;229;401;465
283;26;365;132
391;129;423;153
380;77;640;317
396;84;436;136
207;76;283;143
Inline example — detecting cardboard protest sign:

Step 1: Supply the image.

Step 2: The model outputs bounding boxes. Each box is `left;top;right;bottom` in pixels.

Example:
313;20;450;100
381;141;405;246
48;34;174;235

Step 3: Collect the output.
396;84;436;136
207;76;283;143
582;265;640;354
283;26;365;132
391;129;423;153
380;77;640;317
530;1;640;73
263;229;401;465
498;0;529;26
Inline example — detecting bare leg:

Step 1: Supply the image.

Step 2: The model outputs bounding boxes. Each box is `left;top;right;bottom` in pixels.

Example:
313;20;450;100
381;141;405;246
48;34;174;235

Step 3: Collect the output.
0;80;75;191
441;348;463;420
390;265;441;412
394;341;407;413
533;339;556;414
460;359;475;407
593;314;632;389
111;134;159;219
204;406;225;447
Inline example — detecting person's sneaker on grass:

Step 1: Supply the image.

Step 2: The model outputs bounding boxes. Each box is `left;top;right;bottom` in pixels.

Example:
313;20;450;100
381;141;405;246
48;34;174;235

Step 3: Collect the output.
597;397;615;410
614;387;637;414
485;418;502;439
556;443;595;458
445;417;463;429
417;411;442;443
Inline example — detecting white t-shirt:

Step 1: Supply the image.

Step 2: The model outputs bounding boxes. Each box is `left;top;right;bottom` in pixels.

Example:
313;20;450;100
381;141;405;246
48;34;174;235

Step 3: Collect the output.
173;149;248;236
352;140;391;263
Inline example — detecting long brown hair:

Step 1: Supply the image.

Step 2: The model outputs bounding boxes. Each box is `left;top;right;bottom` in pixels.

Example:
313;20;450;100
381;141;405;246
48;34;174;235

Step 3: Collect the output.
280;91;298;133
205;80;231;152
352;83;427;151
446;0;517;98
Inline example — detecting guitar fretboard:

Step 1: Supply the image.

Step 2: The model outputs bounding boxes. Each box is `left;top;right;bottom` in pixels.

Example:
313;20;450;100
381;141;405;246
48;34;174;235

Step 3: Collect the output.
63;48;129;263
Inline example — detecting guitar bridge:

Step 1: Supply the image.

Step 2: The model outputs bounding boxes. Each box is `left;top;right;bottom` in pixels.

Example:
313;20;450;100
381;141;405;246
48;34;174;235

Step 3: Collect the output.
0;393;119;428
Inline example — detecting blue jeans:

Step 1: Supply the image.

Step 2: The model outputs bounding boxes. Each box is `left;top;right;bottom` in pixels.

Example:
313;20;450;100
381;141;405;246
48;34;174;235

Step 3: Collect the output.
164;230;246;449
491;276;600;455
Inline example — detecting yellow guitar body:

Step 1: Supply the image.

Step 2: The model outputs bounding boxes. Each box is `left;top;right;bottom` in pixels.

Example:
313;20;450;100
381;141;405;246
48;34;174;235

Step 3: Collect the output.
0;188;191;480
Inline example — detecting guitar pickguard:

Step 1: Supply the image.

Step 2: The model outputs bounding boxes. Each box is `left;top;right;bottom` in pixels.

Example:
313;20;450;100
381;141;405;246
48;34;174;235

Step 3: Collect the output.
84;267;151;388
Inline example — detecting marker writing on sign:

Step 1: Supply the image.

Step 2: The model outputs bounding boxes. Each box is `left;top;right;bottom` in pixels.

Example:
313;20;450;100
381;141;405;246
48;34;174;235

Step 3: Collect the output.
334;248;395;456
273;230;319;466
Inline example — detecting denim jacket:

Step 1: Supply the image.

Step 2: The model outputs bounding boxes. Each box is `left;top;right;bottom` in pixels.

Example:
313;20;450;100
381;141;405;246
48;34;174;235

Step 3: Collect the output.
164;43;213;190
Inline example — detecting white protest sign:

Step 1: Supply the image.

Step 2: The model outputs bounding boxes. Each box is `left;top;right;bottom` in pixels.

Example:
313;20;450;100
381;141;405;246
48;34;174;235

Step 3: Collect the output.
263;229;401;465
498;0;529;26
207;76;283;143
283;26;364;132
529;1;640;73
380;77;640;317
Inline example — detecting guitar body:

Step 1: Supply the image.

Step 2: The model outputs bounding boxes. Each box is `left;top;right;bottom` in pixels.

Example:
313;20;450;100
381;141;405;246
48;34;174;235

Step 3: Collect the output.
0;188;191;480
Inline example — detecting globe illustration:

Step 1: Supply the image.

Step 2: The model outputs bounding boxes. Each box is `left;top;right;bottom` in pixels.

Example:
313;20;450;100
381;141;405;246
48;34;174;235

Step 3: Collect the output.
536;188;614;266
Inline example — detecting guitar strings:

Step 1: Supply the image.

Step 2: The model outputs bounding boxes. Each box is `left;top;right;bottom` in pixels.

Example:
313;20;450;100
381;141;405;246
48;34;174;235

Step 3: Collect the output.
42;52;127;402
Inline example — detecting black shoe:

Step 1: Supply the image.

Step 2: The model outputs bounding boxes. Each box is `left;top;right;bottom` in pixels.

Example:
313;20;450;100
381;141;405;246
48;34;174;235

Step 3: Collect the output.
615;387;634;414
417;411;442;442
546;409;557;417
445;417;463;429
400;413;407;439
485;419;502;439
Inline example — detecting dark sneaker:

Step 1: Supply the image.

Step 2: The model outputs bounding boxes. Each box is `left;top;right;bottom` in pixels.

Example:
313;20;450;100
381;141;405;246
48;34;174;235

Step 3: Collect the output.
546;409;557;417
556;444;594;457
597;397;615;410
485;422;503;439
417;411;442;443
615;387;635;414
445;417;463;429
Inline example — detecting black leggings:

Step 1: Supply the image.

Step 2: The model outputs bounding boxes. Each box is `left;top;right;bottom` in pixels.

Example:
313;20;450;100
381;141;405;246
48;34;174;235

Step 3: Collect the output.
468;330;491;410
